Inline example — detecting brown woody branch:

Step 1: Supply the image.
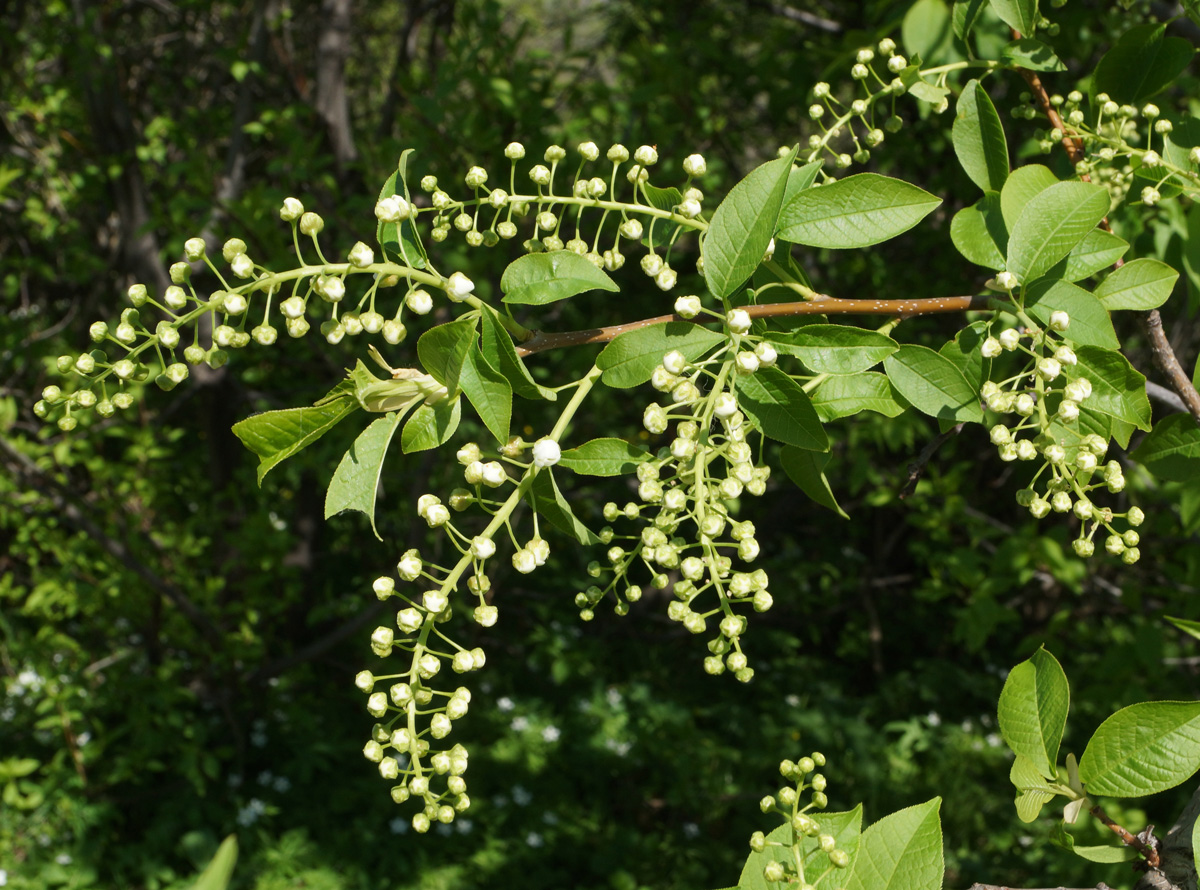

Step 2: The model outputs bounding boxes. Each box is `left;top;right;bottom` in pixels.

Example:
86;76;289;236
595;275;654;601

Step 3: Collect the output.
968;884;1115;890
516;294;992;356
1091;804;1161;867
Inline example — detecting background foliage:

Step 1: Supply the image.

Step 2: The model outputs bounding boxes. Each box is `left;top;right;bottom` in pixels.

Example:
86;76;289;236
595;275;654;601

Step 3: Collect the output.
3;1;1200;888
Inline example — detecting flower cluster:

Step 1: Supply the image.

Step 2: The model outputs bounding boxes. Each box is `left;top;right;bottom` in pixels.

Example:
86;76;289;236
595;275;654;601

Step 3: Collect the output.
352;434;570;826
416;141;709;289
581;307;780;681
978;311;1142;561
753;753;853;886
1012;89;1200;207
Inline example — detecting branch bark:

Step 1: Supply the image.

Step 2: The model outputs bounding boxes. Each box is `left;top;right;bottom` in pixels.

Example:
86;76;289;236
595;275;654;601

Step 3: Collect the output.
516;294;992;356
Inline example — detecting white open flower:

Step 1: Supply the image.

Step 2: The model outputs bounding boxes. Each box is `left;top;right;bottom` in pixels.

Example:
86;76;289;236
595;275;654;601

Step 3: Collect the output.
532;438;561;468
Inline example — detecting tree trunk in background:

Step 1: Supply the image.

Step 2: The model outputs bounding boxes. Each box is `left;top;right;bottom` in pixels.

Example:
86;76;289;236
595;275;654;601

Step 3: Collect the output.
315;0;358;174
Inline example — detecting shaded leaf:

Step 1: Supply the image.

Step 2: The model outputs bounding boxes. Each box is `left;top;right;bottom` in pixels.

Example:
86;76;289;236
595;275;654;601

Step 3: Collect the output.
781;446;849;518
376;150;427;269
1001;38;1065;71
526;469;600;545
735;367;828;451
1131;413;1200;481
1093;23;1196;106
988;0;1037;35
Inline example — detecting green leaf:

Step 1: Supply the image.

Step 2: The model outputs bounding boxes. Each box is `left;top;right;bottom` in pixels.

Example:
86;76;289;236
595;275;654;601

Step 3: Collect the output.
1026;280;1119;349
781;160;824;211
400;397;461;453
1131;413;1200;481
501;251;620;305
1010;754;1058;823
1193;800;1200;879
884;345;983;423
324;412;404;540
1095;258;1179;310
988;0;1037;36
1079;700;1200;797
459;345;512;444
641;183;684;212
232;380;360;485
1060;229;1129;282
376;150;427;270
950;192;1007;270
811;372;907;422
998;647;1070;780
558;438;651;476
778;174;942;249
1000;164;1059;230
191;835;238;890
1006;181;1110;284
417;317;476;393
940;320;993;391
1069;346;1151;431
1050;823;1138;862
597;322;724;388
1093;23;1196;106
702;149;797;298
738;808;862;890
1001;37;1065;71
479;309;555;401
903;0;954;62
735;367;828;451
1166;615;1200;642
781;446;849;518
844;798;943;890
525;469;600;545
953;0;988;40
953;80;1009;193
770;325;899;374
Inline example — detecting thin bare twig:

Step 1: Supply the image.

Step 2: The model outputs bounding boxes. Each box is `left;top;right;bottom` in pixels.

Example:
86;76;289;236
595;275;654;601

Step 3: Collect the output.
898;423;965;500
